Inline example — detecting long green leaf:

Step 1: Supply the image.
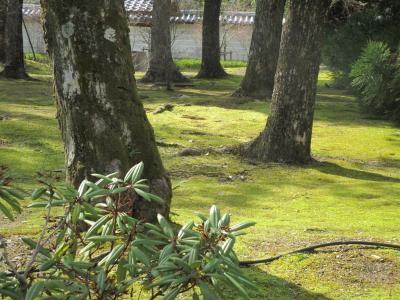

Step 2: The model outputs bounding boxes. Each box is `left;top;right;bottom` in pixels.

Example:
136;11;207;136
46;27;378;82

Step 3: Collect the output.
25;282;45;300
230;222;256;232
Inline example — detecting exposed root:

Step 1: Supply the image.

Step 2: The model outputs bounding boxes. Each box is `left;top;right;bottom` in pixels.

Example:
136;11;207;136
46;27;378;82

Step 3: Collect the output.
239;240;400;266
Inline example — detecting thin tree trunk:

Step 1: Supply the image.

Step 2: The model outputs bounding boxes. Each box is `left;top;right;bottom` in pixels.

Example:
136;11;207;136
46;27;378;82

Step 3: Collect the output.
196;0;227;79
234;0;285;98
0;0;6;63
41;0;172;221
1;0;28;79
241;0;331;163
141;0;188;83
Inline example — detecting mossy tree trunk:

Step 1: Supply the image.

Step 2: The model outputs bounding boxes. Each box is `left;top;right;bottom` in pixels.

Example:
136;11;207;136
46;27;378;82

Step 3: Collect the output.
196;0;227;79
0;0;7;63
141;0;188;83
40;0;172;221
0;0;28;79
241;0;331;163
235;0;285;98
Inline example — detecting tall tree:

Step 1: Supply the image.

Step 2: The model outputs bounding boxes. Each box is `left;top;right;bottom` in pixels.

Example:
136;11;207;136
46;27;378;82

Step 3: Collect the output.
141;0;188;83
196;0;227;79
234;0;286;98
41;0;172;221
241;0;331;163
0;0;6;63
0;0;28;79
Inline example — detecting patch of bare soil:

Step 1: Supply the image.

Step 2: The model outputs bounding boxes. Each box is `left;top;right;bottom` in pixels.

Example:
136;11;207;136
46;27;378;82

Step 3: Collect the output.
169;169;224;179
313;250;400;287
181;130;209;136
246;236;400;287
181;115;206;121
0;139;10;147
156;141;182;148
0;236;30;272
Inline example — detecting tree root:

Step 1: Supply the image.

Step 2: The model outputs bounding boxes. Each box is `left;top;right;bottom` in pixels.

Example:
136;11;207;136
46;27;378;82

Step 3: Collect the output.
239;240;400;267
176;145;239;157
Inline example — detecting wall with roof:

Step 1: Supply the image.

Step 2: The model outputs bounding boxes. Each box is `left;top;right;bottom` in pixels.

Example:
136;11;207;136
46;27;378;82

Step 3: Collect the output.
22;18;252;62
23;19;46;54
129;24;252;61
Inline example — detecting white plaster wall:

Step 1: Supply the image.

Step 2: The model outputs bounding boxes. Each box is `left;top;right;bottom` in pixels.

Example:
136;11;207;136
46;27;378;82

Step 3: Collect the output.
129;23;253;60
23;18;46;54
23;18;253;61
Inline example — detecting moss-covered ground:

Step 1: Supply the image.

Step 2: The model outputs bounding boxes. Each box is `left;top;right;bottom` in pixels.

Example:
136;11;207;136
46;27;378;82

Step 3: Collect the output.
0;59;399;299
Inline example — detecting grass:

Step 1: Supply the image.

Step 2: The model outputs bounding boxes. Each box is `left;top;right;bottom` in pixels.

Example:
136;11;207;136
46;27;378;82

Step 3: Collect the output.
175;58;247;70
1;59;400;299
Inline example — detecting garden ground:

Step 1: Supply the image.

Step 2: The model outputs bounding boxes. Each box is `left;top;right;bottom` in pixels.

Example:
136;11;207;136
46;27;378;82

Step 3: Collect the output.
0;59;399;299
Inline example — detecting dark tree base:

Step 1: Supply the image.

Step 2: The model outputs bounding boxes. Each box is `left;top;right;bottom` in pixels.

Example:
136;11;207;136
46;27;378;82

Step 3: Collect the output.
239;136;313;165
0;69;31;80
195;66;228;79
232;87;272;99
140;68;190;84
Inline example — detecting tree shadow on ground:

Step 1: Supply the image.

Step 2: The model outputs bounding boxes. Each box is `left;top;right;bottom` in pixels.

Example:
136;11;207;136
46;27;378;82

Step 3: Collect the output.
312;161;400;183
242;266;332;299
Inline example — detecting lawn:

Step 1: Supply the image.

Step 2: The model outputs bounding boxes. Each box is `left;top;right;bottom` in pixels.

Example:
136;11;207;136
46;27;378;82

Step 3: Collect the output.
0;59;399;299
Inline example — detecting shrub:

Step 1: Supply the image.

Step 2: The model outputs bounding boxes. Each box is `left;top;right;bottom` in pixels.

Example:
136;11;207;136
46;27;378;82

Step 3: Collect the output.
350;41;397;116
389;54;400;123
0;163;256;299
322;6;400;87
0;166;23;221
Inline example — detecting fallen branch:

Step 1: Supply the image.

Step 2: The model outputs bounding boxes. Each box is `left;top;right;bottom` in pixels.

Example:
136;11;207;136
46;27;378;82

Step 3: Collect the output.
239;240;400;267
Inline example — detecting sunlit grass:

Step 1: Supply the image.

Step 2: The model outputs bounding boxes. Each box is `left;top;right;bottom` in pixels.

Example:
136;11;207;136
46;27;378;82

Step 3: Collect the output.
0;59;399;299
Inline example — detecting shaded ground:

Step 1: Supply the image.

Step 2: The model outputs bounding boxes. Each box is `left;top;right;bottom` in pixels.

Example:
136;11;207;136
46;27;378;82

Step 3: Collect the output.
0;59;400;299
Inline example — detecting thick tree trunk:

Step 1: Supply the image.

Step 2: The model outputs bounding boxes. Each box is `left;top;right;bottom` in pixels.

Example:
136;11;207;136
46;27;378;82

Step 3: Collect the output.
0;0;6;63
196;0;227;79
41;0;172;221
0;0;28;79
241;0;331;163
141;0;188;83
235;0;285;98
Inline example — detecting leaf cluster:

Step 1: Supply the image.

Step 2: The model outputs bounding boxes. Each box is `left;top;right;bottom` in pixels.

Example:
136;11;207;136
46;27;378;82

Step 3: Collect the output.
0;163;256;300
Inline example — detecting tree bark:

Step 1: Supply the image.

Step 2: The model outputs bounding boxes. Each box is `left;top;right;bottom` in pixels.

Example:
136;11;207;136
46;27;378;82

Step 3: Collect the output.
196;0;227;79
234;0;285;98
241;0;331;164
0;0;6;63
40;0;172;221
0;0;28;79
141;0;188;83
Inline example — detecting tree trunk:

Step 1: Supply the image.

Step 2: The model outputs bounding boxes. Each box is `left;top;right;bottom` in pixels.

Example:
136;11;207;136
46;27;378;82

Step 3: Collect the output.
0;0;6;63
0;0;28;79
196;0;227;79
141;0;188;83
241;0;331;163
41;0;172;221
234;0;285;98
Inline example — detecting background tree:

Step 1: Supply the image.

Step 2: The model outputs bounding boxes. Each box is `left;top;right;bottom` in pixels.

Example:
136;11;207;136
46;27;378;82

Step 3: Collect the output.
322;0;400;87
234;0;286;98
41;0;172;221
141;0;188;83
196;0;227;79
0;0;6;63
0;0;29;79
241;0;331;163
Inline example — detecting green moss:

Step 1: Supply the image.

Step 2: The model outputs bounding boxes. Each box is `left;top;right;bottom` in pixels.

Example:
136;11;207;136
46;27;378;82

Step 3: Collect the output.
175;58;247;71
1;61;400;299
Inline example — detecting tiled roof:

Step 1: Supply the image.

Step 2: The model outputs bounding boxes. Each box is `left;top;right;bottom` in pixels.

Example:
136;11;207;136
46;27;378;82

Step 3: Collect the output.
23;2;255;26
223;12;255;25
22;4;41;18
125;0;152;13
